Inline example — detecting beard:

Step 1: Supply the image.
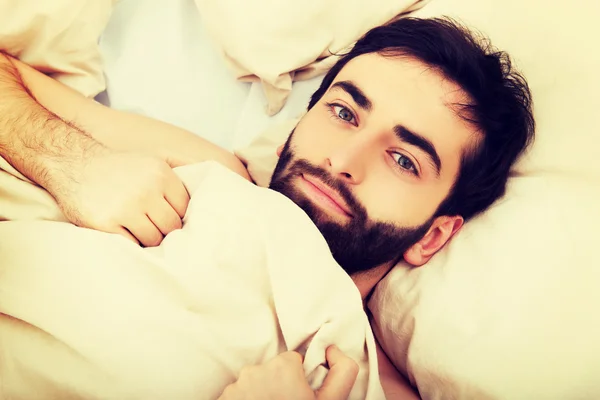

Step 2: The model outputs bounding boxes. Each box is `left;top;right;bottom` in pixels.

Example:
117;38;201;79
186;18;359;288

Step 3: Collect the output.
269;132;433;275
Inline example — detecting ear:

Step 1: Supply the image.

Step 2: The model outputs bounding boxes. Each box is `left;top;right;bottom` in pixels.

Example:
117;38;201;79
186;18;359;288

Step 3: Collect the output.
276;144;285;157
403;215;464;267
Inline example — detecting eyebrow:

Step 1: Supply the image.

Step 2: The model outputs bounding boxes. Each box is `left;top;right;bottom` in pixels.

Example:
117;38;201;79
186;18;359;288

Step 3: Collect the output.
394;125;442;177
330;81;373;111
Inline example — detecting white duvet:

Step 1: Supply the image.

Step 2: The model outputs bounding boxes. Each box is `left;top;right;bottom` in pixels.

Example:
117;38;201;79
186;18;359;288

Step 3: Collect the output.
0;161;384;399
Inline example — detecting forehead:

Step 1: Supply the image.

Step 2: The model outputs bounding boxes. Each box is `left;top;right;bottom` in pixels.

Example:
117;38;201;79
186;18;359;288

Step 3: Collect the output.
331;53;478;177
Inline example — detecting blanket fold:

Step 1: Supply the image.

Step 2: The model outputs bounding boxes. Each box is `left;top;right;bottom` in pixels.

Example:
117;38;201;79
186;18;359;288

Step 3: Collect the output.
194;0;431;115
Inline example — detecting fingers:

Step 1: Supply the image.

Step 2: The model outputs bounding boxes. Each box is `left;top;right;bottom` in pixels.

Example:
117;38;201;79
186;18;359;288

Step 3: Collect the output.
315;346;359;400
123;214;164;247
125;170;187;245
278;351;304;366
163;172;190;219
114;177;186;247
103;225;140;245
218;351;310;400
147;198;183;236
117;227;140;245
123;171;187;246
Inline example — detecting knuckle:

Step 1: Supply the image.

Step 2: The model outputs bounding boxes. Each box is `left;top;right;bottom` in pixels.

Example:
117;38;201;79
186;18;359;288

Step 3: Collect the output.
166;217;183;233
154;160;172;178
278;351;302;367
147;233;164;247
169;186;187;203
287;351;304;364
165;212;183;232
173;216;183;230
138;227;163;248
141;159;169;184
343;358;359;377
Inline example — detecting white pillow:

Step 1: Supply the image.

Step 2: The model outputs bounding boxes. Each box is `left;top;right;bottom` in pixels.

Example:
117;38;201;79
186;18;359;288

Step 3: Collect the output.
367;0;600;398
369;175;600;399
0;0;114;96
194;0;429;115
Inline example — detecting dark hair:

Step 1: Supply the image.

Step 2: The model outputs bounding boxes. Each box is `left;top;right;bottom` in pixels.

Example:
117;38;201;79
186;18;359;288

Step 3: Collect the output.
307;17;535;221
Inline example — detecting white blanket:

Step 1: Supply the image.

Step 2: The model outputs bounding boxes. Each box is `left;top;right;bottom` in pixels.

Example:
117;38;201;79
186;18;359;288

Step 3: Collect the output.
0;162;384;399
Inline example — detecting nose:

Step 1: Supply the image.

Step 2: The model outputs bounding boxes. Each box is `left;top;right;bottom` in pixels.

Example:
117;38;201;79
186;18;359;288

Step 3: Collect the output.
325;135;370;185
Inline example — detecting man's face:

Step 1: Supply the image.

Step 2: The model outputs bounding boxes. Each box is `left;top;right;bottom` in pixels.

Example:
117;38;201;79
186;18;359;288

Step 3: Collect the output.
270;54;477;274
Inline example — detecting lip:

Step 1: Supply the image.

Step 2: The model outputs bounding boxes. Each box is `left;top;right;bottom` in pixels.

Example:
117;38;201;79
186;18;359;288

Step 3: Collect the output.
299;174;353;218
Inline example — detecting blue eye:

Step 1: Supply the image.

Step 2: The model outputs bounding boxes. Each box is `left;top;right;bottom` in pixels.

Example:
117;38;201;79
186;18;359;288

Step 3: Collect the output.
330;104;356;124
391;152;418;175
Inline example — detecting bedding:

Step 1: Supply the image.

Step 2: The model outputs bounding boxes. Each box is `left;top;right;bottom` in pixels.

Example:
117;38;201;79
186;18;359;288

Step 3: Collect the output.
0;156;68;222
194;0;431;115
0;161;385;399
0;0;114;97
4;0;599;398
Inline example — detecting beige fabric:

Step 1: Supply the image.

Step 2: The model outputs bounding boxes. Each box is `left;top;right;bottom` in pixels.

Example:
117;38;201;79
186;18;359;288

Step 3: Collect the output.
233;0;600;398
235;117;300;187
194;0;431;116
0;161;384;399
0;0;115;97
0;157;68;222
369;175;600;400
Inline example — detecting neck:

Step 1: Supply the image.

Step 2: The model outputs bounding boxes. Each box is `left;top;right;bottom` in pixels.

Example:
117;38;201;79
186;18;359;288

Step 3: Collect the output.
351;262;396;301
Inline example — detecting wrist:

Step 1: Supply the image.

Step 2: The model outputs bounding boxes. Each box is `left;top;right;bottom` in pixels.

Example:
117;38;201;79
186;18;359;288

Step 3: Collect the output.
34;125;110;197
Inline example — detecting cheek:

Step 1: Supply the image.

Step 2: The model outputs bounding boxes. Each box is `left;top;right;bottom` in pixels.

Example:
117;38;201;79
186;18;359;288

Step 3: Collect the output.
357;175;443;226
292;110;341;161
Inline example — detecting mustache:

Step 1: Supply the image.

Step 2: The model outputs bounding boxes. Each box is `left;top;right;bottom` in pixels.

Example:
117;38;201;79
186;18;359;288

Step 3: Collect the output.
287;159;367;219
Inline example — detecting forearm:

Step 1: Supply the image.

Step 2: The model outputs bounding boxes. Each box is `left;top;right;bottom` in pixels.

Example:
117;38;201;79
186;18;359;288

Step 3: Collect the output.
0;52;103;193
79;103;251;179
11;55;250;180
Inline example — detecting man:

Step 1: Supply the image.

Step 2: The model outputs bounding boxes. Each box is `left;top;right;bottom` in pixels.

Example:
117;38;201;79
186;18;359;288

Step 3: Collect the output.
217;18;535;398
0;17;534;399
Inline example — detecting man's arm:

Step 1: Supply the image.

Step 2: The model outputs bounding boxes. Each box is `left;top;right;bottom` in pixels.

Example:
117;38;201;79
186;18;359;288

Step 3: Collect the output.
0;53;101;191
4;53;250;178
0;53;248;245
